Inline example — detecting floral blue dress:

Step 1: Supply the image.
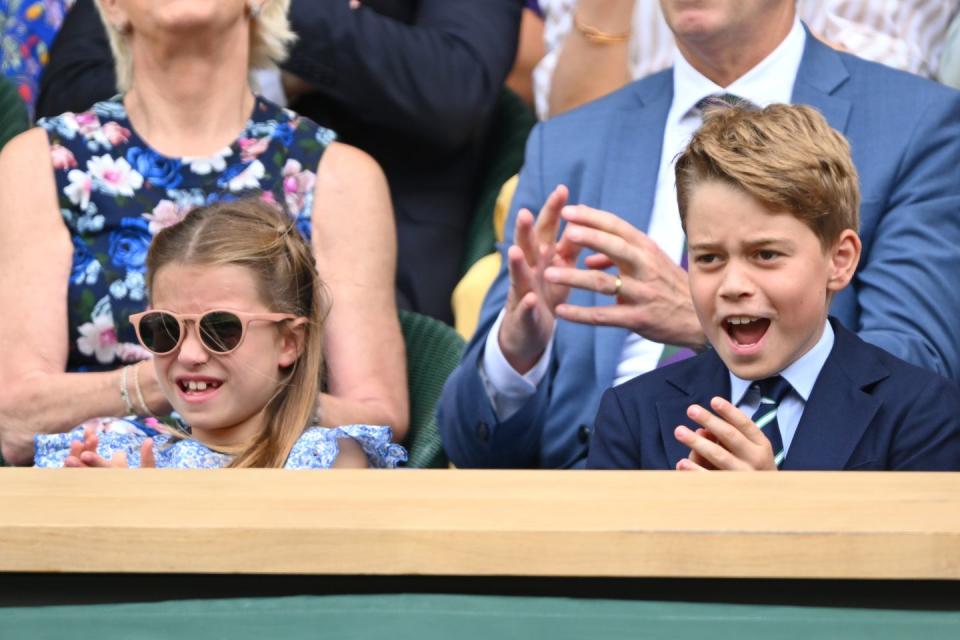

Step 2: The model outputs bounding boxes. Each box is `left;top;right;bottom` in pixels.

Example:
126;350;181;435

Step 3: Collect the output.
0;0;73;115
38;96;335;372
33;418;407;469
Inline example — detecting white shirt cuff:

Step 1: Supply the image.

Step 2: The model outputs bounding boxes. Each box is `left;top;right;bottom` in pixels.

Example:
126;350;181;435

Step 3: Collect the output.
479;309;555;421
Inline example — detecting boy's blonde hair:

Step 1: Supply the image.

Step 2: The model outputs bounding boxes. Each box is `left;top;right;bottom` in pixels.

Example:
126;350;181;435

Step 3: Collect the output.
95;0;296;93
146;198;327;469
675;103;860;248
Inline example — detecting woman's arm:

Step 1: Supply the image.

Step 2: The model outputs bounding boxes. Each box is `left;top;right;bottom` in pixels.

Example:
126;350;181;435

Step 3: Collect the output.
311;142;409;441
547;0;635;117
0;129;168;465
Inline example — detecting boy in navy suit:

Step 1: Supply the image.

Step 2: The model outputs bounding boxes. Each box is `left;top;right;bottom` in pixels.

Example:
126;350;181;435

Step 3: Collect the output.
587;104;960;471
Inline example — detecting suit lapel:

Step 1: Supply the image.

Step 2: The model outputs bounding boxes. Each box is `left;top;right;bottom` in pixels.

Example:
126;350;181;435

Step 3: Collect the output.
657;351;731;467
594;73;674;384
792;30;852;133
781;322;889;470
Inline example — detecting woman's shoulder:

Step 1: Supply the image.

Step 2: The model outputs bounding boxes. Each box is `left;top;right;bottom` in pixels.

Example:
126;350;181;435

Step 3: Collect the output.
284;425;408;469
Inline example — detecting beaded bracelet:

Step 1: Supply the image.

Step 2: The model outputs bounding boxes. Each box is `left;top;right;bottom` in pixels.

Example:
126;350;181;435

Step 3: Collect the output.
119;365;135;415
573;13;631;45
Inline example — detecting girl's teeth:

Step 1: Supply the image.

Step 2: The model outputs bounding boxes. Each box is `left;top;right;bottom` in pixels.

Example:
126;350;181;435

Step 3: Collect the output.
187;381;208;391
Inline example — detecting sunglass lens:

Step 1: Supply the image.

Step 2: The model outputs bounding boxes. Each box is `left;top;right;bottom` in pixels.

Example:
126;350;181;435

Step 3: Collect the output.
140;312;181;354
199;311;244;353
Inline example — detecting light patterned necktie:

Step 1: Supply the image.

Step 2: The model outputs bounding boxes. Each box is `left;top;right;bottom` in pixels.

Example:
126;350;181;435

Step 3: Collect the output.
657;93;758;368
750;376;793;468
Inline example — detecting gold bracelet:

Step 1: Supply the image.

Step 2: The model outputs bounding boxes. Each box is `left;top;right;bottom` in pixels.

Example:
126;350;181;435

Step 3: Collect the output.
132;363;154;417
573;13;631;45
119;365;135;415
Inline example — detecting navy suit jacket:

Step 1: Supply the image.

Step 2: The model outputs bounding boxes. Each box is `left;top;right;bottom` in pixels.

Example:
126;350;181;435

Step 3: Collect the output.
587;320;960;471
438;31;960;469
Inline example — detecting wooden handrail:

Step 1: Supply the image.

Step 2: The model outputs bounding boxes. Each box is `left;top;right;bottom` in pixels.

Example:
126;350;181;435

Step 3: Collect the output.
0;469;957;579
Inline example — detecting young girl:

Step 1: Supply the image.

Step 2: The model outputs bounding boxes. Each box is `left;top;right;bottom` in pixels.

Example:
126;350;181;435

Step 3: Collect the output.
34;199;406;469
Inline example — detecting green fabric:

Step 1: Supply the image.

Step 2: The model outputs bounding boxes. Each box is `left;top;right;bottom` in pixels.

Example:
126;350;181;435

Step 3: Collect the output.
4;593;959;640
0;76;29;153
461;89;537;274
399;310;465;468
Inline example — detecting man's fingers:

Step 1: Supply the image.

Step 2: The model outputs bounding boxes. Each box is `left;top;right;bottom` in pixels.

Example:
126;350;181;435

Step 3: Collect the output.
535;184;569;246
506;245;536;303
554;302;637;328
513;208;538;267
545;266;621;296
561;204;648;246
563;223;634;266
583;253;615;270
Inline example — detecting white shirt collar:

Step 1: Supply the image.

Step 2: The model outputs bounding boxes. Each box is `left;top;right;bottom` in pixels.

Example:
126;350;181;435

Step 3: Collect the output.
671;16;807;123
729;319;836;406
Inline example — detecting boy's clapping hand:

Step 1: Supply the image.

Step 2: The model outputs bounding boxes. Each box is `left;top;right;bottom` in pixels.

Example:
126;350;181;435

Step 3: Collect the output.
674;397;778;471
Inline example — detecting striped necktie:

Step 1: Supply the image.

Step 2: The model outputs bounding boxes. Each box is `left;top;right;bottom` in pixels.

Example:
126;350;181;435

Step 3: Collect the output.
750;376;793;468
694;93;756;114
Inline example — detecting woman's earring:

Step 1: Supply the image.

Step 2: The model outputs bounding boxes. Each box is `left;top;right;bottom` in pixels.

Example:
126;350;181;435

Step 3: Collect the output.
247;0;263;19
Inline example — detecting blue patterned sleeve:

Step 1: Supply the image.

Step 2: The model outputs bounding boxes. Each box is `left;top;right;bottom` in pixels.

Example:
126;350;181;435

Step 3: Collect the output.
34;423;151;468
285;425;408;469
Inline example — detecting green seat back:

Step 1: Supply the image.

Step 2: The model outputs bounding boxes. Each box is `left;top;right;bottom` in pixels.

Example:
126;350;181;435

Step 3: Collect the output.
461;89;536;274
399;310;465;468
0;75;29;153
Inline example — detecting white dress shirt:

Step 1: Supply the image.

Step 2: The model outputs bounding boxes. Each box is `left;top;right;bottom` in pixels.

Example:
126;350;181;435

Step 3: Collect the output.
480;18;807;420
729;320;835;456
534;0;960;119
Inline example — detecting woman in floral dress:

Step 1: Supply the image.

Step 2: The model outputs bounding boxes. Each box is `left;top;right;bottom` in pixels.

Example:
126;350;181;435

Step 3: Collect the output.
0;0;408;465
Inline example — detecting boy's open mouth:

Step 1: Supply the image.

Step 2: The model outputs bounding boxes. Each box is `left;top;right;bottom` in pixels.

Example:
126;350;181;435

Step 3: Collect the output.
724;316;770;346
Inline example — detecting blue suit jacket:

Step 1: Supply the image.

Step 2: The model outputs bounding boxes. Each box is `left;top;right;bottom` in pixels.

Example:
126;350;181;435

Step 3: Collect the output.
438;32;960;469
587;320;960;471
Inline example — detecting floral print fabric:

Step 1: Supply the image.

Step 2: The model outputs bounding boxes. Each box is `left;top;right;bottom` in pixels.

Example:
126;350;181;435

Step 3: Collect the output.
0;0;73;115
33;418;408;469
38;96;335;372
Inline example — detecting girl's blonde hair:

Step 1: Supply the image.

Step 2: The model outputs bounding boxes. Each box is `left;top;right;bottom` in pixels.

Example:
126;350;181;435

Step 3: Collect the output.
146;198;327;468
94;0;296;93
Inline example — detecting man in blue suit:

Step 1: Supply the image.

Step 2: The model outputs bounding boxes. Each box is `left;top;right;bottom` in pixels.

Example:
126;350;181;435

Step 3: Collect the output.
439;0;960;468
588;103;960;471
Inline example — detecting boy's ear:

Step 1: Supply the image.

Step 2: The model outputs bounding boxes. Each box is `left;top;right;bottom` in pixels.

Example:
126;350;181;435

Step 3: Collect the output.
826;229;862;293
277;318;308;368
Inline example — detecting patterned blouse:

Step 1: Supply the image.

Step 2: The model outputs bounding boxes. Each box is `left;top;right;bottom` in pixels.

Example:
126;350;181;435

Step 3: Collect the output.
34;418;407;469
37;96;335;372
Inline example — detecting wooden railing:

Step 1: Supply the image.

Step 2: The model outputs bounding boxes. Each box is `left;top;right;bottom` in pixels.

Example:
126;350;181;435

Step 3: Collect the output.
0;470;957;579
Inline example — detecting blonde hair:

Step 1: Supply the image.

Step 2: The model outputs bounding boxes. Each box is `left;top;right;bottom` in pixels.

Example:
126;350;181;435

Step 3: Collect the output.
146;198;327;469
95;0;296;93
675;103;860;248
